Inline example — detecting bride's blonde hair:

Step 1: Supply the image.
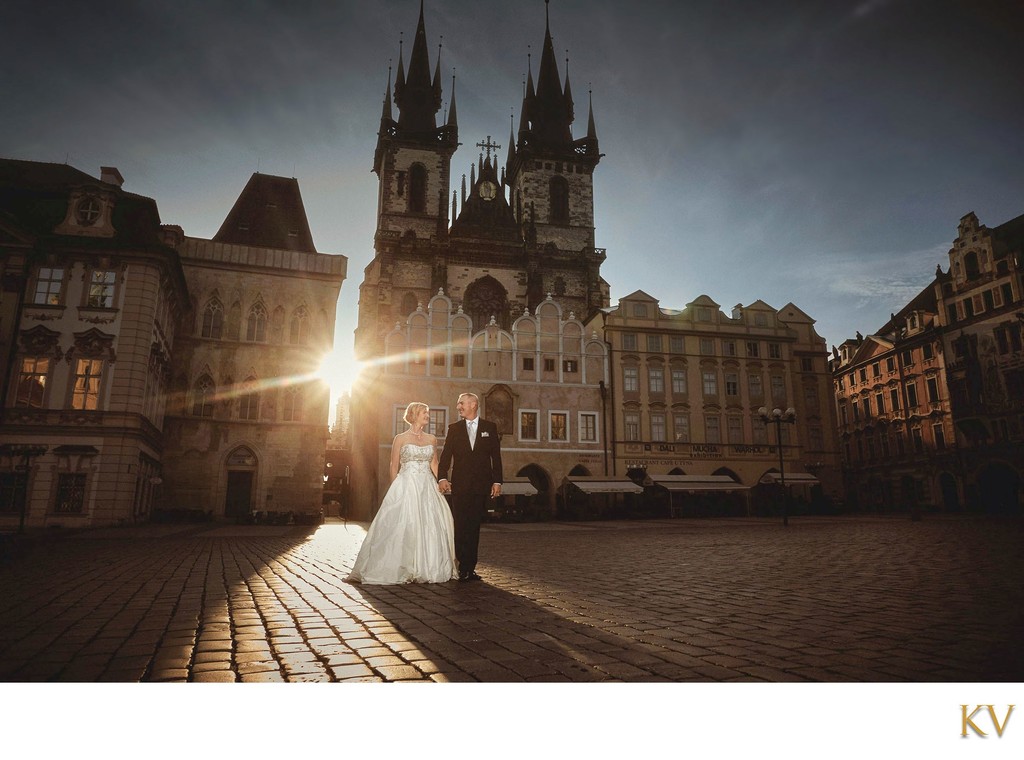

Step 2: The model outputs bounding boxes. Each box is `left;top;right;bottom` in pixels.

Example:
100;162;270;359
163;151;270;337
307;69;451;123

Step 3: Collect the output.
404;402;430;425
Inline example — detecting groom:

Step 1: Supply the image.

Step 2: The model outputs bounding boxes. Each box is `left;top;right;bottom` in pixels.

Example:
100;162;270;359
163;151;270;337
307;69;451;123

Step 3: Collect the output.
438;392;503;582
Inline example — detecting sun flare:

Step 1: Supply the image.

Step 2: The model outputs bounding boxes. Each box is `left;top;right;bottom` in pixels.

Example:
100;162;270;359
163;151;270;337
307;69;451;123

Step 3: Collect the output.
315;347;362;399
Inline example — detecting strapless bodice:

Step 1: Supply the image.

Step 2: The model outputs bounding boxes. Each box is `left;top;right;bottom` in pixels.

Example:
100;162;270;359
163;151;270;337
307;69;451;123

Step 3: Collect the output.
399;443;435;476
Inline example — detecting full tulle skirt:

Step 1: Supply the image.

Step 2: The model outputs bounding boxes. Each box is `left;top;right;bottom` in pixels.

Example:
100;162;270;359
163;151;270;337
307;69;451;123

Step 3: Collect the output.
347;470;457;584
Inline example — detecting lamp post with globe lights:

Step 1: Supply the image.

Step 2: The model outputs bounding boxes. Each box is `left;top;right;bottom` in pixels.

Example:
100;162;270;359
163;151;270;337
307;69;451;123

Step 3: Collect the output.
759;406;796;526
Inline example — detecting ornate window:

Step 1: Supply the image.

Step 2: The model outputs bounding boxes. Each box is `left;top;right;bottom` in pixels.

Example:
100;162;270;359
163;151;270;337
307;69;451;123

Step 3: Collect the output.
33;267;64;305
201;299;224;339
650;413;666;442
283;387;303;422
624;412;640;441
671;369;687;395
464;276;509;331
54;473;87;513
87;270;116;308
289;306;310;345
246;303;268;342
192;375;215;417
239;377;260;420
673;414;690;442
16;357;50;408
71;359;103;410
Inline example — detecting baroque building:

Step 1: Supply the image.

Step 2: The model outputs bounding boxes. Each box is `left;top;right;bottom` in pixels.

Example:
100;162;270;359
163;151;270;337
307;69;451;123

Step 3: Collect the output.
0;160;347;528
1;160;187;528
350;3;612;519
588;290;842;516
832;210;1023;513
830;285;954;512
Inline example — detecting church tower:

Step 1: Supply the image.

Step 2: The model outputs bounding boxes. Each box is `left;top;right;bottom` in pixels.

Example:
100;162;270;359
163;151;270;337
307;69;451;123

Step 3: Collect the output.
349;1;612;521
356;0;458;358
505;0;602;254
355;0;609;360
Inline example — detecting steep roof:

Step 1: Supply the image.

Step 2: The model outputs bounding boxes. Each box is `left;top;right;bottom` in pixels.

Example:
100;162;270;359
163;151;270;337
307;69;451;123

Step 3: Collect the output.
213;173;317;252
0;157;165;248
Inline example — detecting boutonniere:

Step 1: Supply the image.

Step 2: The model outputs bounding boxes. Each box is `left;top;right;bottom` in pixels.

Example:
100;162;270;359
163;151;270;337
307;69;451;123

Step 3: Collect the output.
481;431;490;437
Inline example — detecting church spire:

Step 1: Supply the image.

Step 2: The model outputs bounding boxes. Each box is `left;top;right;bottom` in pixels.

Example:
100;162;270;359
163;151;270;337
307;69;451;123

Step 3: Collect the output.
394;0;443;134
531;0;572;145
447;72;458;128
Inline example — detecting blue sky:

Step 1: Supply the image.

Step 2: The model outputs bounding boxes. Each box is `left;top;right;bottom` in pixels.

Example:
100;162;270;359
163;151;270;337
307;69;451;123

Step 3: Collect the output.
5;0;1023;400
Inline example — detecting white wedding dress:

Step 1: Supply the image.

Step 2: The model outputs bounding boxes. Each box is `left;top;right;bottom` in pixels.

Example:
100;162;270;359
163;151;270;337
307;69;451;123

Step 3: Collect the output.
347;443;458;584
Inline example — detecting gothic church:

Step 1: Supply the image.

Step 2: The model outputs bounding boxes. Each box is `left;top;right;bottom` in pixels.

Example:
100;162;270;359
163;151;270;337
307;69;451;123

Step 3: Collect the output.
350;2;613;519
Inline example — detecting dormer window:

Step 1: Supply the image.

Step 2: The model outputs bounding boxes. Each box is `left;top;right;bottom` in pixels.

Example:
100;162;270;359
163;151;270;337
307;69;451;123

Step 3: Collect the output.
76;197;102;226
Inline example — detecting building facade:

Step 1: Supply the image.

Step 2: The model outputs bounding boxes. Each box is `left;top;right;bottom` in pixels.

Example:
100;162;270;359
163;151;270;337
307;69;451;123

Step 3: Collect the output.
830;285;956;512
0;161;347;528
160;173;346;519
832;210;1023;513
350;3;612;519
589;290;842;515
1;160;188;529
350;290;609;519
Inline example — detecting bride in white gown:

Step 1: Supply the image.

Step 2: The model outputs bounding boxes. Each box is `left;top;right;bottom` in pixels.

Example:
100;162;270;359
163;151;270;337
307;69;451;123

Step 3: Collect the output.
347;402;458;584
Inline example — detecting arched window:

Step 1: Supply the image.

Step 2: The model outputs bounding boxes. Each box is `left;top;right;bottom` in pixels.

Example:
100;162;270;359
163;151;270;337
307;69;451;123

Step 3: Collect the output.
409;164;427;213
201;299;223;339
239;376;260;420
289;306;310;345
401;292;418;317
283;387;303;422
464;276;509;332
963;251;980;280
246;302;267;342
548;176;569;223
192;375;215;417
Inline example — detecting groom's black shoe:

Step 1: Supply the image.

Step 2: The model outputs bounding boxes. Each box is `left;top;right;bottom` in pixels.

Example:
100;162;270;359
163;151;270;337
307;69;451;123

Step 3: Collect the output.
458;572;482;582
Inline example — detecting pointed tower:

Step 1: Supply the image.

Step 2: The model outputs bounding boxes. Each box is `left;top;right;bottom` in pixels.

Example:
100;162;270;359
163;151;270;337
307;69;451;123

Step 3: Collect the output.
359;0;460;358
371;0;458;240
506;1;602;253
505;0;607;315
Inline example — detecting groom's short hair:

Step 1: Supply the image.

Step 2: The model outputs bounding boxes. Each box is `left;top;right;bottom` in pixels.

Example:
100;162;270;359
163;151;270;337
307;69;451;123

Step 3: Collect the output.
459;392;479;405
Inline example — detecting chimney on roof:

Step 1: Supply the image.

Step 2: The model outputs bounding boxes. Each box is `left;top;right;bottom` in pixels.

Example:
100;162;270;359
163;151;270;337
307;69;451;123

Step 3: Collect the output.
100;166;124;187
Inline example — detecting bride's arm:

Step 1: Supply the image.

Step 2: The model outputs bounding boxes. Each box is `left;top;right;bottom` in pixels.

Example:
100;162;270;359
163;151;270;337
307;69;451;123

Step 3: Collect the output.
389;435;403;481
430;436;440;479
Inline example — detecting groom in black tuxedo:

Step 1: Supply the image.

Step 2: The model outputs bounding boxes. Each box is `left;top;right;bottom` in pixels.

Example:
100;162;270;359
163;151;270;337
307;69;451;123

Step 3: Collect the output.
438;392;503;582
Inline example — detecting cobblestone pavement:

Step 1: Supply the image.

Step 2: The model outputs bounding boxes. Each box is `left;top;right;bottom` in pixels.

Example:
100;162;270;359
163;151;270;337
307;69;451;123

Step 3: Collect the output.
1;515;1022;683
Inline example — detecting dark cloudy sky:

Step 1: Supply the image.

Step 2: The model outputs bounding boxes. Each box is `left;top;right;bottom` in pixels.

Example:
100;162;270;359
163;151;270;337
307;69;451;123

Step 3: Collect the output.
5;0;1024;393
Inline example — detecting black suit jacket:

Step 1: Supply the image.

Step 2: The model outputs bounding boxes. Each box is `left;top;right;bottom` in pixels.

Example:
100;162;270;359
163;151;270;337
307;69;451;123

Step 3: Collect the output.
438;418;503;496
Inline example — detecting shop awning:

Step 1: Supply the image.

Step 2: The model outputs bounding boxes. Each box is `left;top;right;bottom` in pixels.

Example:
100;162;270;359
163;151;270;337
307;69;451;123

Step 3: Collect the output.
565;477;644;494
650;475;749;493
759;472;819;485
501;479;538;496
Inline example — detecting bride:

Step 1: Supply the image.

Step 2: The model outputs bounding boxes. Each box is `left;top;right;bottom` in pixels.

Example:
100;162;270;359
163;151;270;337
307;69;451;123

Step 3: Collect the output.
347;402;458;584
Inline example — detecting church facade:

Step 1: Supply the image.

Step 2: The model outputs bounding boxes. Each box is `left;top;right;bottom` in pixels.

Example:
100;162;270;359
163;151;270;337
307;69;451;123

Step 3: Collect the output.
350;3;612;519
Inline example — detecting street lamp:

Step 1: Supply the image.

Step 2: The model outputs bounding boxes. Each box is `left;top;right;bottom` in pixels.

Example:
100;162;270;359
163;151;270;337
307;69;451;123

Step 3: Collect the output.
759;406;796;526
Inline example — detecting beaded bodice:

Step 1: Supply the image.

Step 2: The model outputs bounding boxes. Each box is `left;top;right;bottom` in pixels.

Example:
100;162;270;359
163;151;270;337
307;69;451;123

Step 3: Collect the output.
399;443;435;475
